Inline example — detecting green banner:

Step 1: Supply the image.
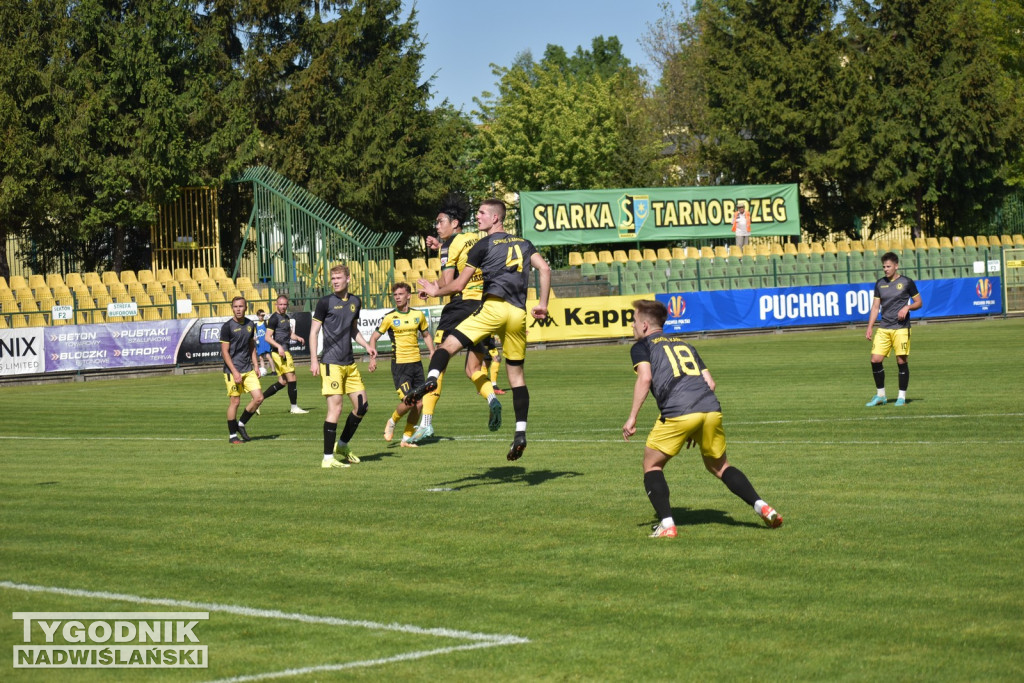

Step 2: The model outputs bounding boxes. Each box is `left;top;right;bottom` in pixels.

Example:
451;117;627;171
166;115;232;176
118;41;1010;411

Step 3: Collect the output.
520;184;800;246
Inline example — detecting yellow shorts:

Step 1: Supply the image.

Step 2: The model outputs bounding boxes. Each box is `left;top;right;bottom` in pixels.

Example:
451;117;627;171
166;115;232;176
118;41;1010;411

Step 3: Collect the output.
646;411;727;459
454;298;527;362
320;362;365;396
225;370;262;398
871;328;911;357
271;350;296;375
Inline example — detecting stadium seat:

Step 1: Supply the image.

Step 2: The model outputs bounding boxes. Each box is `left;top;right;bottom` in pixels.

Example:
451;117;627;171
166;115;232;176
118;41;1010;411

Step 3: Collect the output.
626;249;642;263
1013;234;1024;246
568;252;584;267
597;251;614;264
1000;234;1014;247
28;274;47;292
411;258;428;272
642;248;658;262
428;257;442;272
656;248;672;261
8;275;28;290
582;251;599;265
938;236;953;249
612;250;629;263
192;267;209;281
835;241;850;252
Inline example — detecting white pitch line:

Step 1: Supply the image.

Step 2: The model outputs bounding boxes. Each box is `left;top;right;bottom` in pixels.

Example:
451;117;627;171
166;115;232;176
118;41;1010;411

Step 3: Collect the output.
206;641;509;683
0;581;527;644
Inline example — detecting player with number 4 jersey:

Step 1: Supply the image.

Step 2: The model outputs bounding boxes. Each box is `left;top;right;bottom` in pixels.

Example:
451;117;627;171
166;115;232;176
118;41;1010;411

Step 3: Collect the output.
623;299;783;538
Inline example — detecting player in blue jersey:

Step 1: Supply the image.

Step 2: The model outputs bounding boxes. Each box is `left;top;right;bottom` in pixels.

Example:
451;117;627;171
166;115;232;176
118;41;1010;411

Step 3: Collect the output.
865;252;922;407
409;198;551;462
623;299;782;538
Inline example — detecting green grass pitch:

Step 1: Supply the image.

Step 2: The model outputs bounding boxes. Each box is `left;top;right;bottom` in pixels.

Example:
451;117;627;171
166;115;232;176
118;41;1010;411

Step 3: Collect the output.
2;317;1023;681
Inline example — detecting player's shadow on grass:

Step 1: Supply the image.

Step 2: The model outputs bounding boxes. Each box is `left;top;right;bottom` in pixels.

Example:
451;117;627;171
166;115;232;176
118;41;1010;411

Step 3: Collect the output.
355;450;402;462
247;434;280;441
433;466;582;490
639;507;762;529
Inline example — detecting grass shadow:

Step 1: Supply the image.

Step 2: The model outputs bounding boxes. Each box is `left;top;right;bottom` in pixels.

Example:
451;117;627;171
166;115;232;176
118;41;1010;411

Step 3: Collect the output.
638;507;763;530
433;466;583;490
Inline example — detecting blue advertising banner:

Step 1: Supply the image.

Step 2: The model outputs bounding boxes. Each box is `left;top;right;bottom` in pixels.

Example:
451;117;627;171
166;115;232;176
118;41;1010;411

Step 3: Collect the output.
657;277;1002;333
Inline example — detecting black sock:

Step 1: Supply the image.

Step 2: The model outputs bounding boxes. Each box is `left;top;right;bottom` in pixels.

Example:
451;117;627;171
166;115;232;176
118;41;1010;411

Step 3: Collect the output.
428;348;451;376
287;381;298;404
643;470;673;521
239;409;255;425
228;420;238;436
721;466;760;506
339;412;363;443
323;421;337;454
871;361;885;390
898;362;909;392
512;385;529;423
263;382;283;400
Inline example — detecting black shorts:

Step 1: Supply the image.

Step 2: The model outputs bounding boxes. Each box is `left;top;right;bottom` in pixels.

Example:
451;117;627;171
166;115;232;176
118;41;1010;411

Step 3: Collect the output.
436;298;487;353
391;361;426;398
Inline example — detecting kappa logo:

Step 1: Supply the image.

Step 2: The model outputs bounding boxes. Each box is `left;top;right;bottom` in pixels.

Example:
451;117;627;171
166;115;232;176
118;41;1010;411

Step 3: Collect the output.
529;316;559;328
976;278;992;299
667;295;686;318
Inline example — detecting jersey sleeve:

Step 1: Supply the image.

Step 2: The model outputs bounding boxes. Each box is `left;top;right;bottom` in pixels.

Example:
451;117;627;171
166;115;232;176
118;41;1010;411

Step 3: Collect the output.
873;280;883;299
312;296;329;323
445;234;468;270
219;320;232;344
465;237;488;270
351;297;362;337
905;278;919;298
691;346;709;372
630;341;650;372
417;311;429;332
377;311;394;335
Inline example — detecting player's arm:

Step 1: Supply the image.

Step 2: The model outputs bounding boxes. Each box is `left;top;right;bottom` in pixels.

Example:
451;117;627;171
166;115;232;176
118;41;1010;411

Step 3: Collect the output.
530;251;551;320
308;319;322;375
366;328;383;372
249;337;260;377
221;341;242;384
899;292;923;321
351;316;377;363
420;264;474;299
622;361;652;442
865;297;881;340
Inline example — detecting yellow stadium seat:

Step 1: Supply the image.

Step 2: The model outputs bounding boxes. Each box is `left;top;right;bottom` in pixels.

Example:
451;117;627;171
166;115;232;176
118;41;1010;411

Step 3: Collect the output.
583;251;599;265
700;247;715;259
810;242;825;254
714;246;729;259
395;258;412;273
612;250;629;263
783;243;798;256
797;243;811;255
863;239;877;251
655;248;671;261
9;275;28;290
823;242;838;254
728;246;743;259
156;268;174;283
742;245;757;258
137;269;154;284
1013;234;1024;246
925;237;940;249
174;268;191;281
627;249;643;262
411;258;428;272
938;236;953;249
951;235;965;247
847;241;863;252
1000;234;1014;246
642;248;658;262
568;251;584;267
14;287;35;302
596;250;612;264
975;235;989;247
192;267;209;281
10;313;29;328
428;257;441;272
64;272;84;288
28;274;47;291
209;267;228;280
101;271;119;286
119;270;137;285
46;273;65;289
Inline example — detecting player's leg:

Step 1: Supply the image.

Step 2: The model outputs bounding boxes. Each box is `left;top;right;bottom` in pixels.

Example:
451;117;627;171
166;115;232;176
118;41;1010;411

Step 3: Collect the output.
320;368;349;468
283;359;307;412
866;330;891;406
236;374;264;441
643;446;676;537
894;329;911;405
501;305;530;458
335;387;367;464
412;371;443;441
226;387;244;443
699;412;782;528
400;404;421;448
406;334;463;405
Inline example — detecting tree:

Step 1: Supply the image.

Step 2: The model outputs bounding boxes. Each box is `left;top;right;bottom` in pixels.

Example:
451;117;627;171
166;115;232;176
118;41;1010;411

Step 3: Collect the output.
475;38;665;199
242;0;474;253
697;0;846;237
841;0;1022;236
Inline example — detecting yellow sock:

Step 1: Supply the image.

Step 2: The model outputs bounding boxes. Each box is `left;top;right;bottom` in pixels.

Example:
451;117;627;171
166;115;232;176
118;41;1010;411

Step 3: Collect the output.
391;409;401;423
403;420;417;439
421;371;443;416
471;369;493;399
489;361;500;386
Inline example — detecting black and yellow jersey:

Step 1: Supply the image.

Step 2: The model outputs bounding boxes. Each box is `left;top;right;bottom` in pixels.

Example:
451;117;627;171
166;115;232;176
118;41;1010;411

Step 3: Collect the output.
465;232;539;310
441;231;484;301
220;317;255;374
873;274;919;329
376;308;429;364
631;333;721;419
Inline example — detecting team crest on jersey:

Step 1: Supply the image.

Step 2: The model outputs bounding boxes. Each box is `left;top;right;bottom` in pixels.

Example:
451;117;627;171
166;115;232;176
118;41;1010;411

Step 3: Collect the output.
976;278;992;299
668;295;686;318
331;381;339;390
896;283;903;290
